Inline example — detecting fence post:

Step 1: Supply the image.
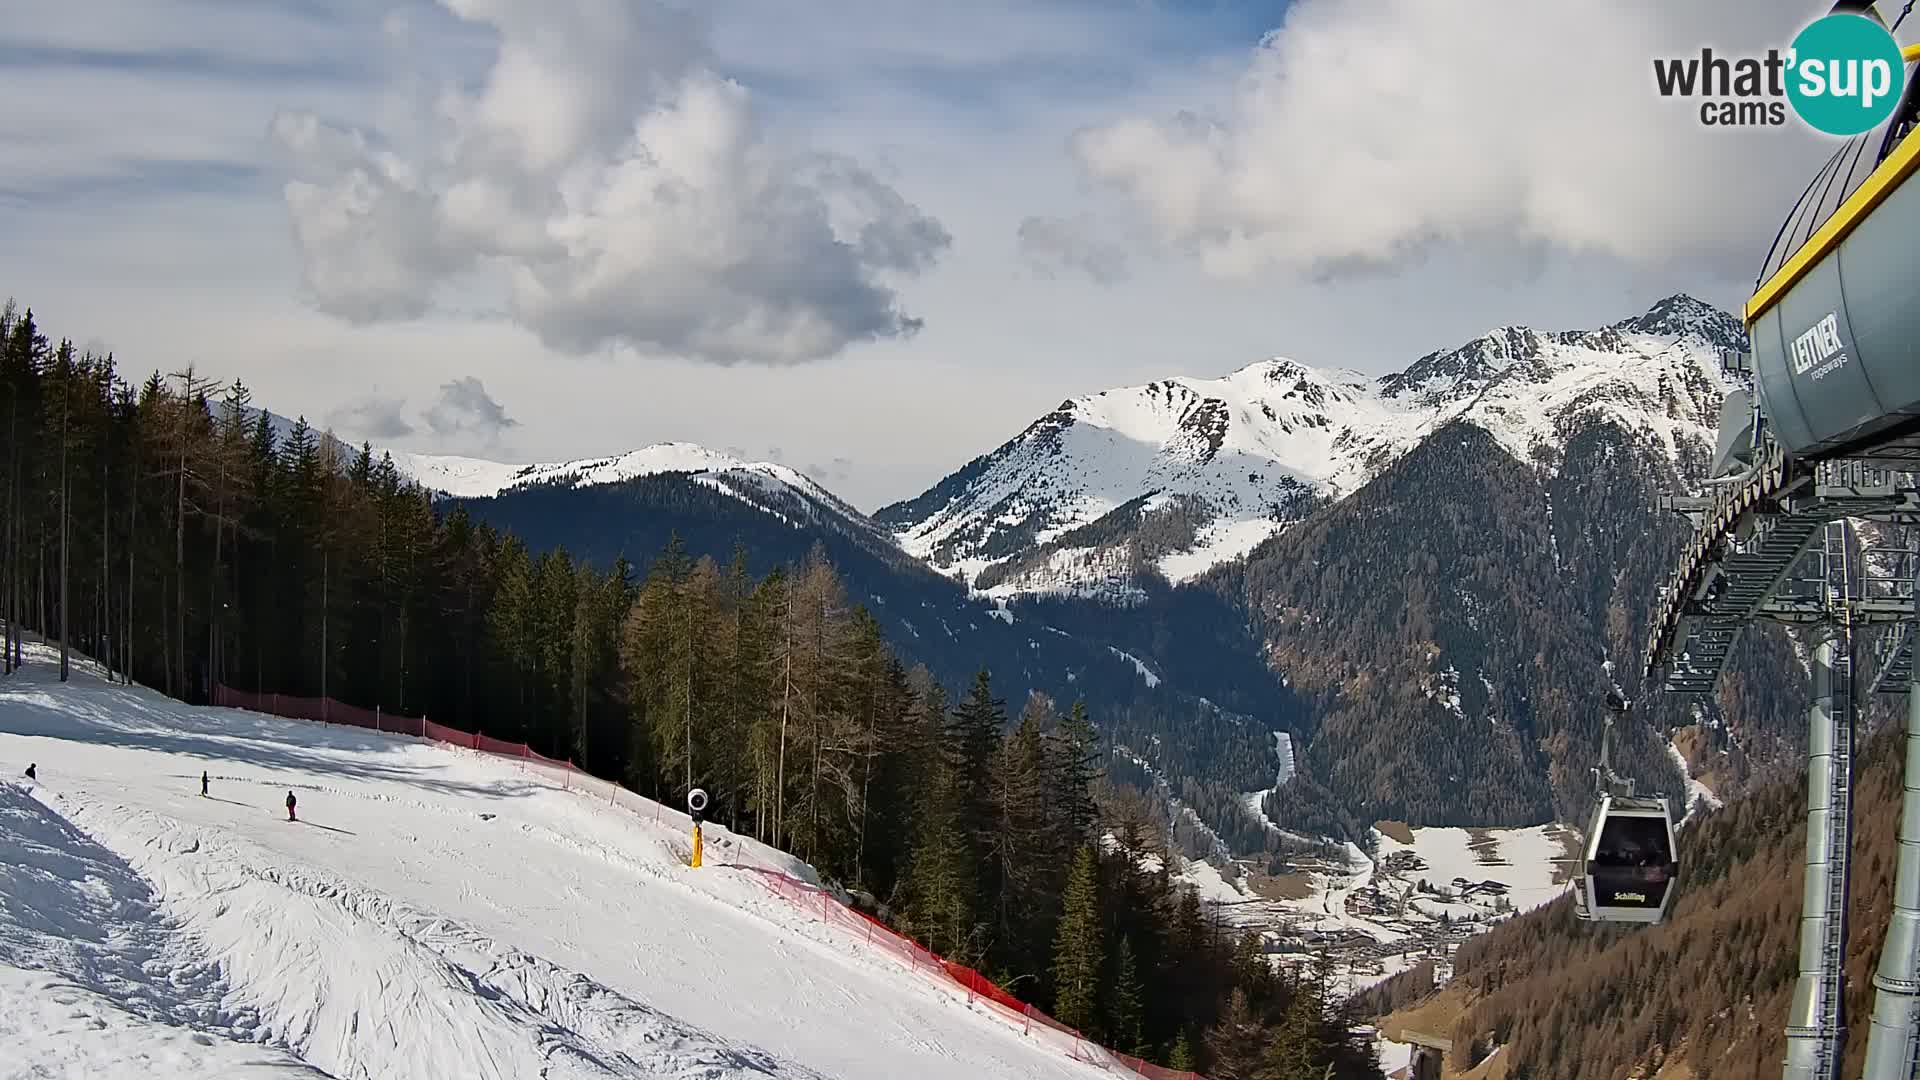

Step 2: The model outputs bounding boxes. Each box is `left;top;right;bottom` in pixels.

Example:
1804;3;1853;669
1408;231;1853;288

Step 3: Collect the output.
375;705;381;732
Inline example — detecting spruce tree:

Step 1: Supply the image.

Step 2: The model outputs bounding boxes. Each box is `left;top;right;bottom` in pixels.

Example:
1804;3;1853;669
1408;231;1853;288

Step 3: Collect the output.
946;670;1004;913
1049;699;1100;844
1169;1029;1196;1071
988;700;1049;974
1051;845;1103;1035
1204;988;1268;1080
1109;934;1145;1057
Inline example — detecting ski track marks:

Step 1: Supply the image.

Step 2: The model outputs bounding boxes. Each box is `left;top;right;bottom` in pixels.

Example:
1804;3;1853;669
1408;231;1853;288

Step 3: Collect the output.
0;647;1115;1080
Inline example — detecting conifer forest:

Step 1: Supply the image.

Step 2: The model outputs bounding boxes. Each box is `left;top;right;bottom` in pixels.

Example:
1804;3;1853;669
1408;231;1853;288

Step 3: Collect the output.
0;301;1387;1077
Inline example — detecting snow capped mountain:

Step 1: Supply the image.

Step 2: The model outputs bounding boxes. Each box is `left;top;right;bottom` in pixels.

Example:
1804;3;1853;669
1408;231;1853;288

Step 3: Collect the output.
381;442;898;550
876;294;1741;598
390;442;827;503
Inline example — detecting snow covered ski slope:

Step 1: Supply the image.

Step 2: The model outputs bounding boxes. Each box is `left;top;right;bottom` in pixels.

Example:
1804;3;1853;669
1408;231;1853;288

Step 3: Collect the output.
0;646;1118;1080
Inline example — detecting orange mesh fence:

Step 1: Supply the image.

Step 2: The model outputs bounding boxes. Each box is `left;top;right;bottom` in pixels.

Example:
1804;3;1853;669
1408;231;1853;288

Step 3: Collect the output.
325;700;379;731
474;732;525;757
213;683;1201;1079
728;865;1200;1079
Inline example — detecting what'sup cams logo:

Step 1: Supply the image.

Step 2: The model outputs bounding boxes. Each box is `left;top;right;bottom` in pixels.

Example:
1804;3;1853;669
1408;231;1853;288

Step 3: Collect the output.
1654;9;1908;134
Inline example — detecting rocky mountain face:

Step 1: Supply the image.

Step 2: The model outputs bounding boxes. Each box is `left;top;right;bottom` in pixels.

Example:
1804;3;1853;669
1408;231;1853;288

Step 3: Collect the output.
341;293;1812;846
877;294;1744;603
874;294;1826;834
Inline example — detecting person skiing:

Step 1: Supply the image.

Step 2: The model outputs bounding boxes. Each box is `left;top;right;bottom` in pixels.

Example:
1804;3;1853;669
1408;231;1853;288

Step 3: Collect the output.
23;763;34;780
201;771;209;797
285;790;297;822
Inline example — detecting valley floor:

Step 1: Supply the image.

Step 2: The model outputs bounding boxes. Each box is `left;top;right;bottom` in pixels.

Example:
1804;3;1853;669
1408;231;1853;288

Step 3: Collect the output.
1181;813;1580;999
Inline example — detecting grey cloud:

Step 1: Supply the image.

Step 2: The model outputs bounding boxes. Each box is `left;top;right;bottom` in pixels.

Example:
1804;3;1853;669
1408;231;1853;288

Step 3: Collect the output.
806;456;855;483
326;393;415;439
425;376;518;444
1017;215;1130;284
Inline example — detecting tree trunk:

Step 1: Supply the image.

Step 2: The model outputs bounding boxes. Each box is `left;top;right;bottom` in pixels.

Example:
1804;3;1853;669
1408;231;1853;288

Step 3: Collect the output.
776;593;793;850
57;423;68;682
3;393;16;676
100;454;110;680
126;468;137;688
209;478;222;694
175;433;186;698
321;548;328;707
857;662;878;886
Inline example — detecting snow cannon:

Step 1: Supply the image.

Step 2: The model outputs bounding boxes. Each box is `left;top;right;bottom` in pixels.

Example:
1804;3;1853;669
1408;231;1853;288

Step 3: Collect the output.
687;788;708;868
1741;32;1920;465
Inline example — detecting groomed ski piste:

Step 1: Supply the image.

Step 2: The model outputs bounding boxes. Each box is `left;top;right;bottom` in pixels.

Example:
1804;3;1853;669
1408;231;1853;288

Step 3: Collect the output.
0;642;1125;1080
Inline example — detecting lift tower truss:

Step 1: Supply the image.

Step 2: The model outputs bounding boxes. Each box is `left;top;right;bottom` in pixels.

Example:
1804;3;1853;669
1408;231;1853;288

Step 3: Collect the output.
1646;451;1920;1080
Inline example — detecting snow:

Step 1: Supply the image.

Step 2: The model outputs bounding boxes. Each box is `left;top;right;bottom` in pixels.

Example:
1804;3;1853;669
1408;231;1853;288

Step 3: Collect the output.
0;965;326;1078
888;299;1736;594
1374;1033;1414;1077
1177;859;1247;908
1271;732;1296;788
1155;517;1287;584
1239;734;1296;841
1370;824;1571;915
1667;739;1723;824
1425;665;1464;720
0;645;1119;1080
377;442;879;543
1107;647;1161;689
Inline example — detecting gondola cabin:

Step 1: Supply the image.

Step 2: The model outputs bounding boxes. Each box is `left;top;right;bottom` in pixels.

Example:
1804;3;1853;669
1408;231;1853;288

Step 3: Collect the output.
1576;794;1679;924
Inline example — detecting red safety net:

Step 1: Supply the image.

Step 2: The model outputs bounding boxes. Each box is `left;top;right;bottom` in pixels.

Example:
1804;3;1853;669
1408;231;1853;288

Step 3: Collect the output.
727;865;1201;1078
211;683;1204;1079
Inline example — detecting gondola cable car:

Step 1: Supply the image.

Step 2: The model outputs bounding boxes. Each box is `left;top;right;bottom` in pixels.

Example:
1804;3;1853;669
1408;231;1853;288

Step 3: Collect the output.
1572;691;1680;925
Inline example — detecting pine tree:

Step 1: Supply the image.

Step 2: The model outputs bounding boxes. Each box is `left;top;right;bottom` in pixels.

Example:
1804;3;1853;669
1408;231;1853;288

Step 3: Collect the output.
1052;845;1103;1035
988;698;1050;974
1169;1029;1197;1071
1110;934;1145;1057
1205;988;1268;1080
1049;699;1101;844
947;670;1004;907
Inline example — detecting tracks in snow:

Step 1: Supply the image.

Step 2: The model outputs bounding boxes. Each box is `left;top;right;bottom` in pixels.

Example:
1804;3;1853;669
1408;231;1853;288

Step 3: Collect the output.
3;782;823;1080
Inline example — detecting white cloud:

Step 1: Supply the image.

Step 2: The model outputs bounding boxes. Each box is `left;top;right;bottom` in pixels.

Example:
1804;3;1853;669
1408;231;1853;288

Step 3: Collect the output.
1;0;1852;512
274;0;952;365
1067;0;1829;281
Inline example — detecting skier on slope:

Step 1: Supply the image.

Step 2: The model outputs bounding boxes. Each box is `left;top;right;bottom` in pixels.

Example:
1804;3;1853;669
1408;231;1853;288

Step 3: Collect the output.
285;790;297;822
201;771;209;797
23;763;34;780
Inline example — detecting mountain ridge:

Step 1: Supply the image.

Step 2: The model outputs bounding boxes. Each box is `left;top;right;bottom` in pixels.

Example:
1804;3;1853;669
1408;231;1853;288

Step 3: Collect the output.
876;293;1742;601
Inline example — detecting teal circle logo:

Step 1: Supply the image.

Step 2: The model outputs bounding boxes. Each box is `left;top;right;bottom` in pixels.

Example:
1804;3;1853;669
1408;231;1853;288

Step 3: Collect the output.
1787;14;1907;136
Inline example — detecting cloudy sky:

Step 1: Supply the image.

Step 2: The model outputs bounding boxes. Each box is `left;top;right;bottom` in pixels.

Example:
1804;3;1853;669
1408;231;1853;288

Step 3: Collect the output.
0;0;1867;508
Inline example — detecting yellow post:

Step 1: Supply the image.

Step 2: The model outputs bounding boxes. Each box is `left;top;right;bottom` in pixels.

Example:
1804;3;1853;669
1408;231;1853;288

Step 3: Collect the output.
691;823;703;868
